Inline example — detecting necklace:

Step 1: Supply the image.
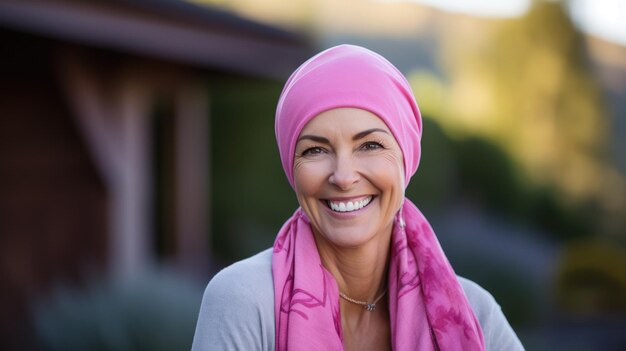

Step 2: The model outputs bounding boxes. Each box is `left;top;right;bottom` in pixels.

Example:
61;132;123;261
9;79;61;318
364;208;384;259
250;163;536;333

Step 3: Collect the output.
339;288;388;312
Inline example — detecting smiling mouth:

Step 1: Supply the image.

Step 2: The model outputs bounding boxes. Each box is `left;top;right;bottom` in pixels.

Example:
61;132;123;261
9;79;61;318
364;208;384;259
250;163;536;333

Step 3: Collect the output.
325;196;373;213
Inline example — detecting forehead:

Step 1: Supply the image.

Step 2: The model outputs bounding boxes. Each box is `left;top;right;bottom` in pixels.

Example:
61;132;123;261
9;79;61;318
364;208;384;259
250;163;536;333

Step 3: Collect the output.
300;108;391;135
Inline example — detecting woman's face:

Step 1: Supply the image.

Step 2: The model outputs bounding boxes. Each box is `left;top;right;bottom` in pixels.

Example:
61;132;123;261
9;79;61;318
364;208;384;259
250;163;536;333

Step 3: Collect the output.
293;108;405;249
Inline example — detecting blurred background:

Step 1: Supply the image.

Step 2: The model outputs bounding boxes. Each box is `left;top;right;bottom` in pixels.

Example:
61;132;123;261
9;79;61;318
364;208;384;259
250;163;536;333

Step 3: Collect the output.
0;0;624;350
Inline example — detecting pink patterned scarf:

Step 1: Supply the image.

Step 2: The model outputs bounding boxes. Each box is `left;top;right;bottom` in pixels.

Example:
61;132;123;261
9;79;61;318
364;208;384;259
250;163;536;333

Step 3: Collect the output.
272;200;484;350
272;45;485;350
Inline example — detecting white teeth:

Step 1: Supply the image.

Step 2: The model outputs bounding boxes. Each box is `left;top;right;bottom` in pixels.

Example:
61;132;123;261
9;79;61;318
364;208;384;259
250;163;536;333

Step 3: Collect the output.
328;197;372;213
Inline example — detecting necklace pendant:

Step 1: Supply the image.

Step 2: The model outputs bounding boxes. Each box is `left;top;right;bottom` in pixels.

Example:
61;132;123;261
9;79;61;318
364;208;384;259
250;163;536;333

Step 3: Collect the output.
365;303;376;312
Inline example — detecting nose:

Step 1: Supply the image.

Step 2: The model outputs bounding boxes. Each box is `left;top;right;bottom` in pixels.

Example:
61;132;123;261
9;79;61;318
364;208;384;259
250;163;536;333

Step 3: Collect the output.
328;153;360;190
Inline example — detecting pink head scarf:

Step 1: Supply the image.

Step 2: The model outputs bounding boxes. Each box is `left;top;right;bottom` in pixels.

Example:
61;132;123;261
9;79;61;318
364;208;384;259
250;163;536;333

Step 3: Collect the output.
272;45;485;350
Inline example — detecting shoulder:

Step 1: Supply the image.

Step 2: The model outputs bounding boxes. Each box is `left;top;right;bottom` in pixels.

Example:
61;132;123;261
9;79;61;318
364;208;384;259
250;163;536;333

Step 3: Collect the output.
458;276;525;351
192;249;275;351
207;248;274;297
457;276;498;323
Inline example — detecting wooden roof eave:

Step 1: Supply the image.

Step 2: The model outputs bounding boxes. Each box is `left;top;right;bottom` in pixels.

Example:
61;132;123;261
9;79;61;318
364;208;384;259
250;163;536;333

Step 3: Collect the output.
0;0;310;79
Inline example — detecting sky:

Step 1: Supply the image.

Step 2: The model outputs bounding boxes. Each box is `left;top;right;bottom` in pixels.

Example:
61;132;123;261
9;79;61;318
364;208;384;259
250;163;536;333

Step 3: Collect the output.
379;0;626;46
406;0;530;17
568;0;626;46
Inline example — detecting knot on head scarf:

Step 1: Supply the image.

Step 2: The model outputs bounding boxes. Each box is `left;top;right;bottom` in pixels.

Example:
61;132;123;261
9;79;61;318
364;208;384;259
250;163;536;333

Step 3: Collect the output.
272;45;485;351
275;44;422;189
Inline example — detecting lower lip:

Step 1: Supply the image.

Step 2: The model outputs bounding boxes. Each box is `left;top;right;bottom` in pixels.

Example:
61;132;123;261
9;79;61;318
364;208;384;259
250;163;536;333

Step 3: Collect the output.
322;198;374;219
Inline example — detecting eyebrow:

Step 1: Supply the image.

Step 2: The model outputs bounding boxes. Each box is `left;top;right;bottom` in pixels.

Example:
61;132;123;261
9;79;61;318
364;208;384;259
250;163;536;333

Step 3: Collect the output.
297;135;330;144
352;128;389;140
297;128;389;144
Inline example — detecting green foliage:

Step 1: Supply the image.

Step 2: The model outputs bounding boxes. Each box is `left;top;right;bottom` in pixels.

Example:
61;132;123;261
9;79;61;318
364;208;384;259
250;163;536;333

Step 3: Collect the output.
32;271;203;351
556;240;626;314
408;116;596;241
452;136;526;214
209;77;295;261
406;118;457;213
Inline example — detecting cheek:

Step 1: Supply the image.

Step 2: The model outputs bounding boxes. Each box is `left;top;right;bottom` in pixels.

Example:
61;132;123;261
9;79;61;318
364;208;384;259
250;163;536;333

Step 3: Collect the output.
361;153;405;189
293;161;329;197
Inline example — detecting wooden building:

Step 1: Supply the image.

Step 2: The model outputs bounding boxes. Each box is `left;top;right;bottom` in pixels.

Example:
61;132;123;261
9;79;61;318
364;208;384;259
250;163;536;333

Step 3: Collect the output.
0;0;309;348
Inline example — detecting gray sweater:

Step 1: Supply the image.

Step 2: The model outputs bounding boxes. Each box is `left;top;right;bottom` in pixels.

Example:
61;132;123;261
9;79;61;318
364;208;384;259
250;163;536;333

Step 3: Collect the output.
192;248;524;350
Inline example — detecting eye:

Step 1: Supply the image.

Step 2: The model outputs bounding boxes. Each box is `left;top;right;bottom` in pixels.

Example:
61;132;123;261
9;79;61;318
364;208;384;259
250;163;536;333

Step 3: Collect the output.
360;141;384;151
302;146;326;156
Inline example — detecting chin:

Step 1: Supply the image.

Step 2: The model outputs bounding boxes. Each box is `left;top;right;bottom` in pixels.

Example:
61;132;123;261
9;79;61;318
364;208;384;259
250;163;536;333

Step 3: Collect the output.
315;226;378;248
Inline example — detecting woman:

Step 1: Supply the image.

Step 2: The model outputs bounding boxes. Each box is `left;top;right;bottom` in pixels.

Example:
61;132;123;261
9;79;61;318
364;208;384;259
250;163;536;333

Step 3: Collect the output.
192;45;524;350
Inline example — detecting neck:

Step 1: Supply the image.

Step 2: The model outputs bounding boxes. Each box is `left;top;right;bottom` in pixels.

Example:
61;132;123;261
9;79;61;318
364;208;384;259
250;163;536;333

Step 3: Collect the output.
314;231;391;303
